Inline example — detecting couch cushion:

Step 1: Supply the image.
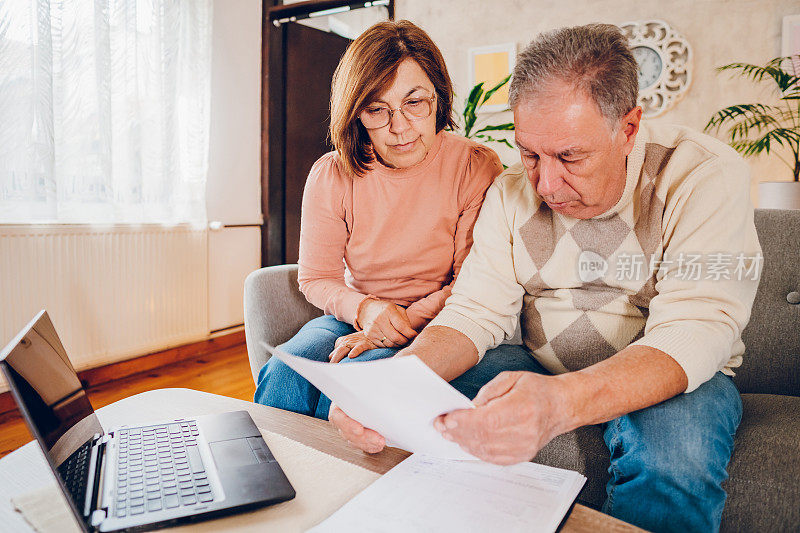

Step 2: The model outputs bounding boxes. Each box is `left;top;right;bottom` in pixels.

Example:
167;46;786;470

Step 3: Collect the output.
737;209;800;396
533;425;609;509
720;393;800;532
530;393;800;531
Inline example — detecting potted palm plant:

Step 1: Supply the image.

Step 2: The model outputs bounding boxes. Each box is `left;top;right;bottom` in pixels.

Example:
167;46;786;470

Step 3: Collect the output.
705;56;800;209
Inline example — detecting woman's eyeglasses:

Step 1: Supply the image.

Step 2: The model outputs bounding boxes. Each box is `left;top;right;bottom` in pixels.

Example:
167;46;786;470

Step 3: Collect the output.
359;94;436;130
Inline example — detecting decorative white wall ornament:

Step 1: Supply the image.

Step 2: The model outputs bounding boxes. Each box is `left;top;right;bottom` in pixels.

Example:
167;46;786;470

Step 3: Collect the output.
620;20;693;118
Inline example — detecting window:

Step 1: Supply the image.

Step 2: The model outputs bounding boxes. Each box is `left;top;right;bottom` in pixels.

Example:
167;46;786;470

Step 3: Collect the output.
0;0;212;224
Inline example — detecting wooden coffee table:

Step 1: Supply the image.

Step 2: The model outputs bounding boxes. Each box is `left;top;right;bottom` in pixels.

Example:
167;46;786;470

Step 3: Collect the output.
0;388;642;532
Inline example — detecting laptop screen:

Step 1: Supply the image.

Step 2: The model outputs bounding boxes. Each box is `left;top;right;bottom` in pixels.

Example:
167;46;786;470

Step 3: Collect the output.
0;311;103;468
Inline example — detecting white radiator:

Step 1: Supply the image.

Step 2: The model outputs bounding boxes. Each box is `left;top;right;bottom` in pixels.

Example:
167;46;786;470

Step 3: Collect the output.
0;225;209;391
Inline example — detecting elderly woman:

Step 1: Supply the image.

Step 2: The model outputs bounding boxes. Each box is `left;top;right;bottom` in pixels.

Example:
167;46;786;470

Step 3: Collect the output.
254;20;502;419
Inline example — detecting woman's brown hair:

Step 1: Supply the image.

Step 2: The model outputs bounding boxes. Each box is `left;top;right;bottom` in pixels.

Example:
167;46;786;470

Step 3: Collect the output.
329;20;456;177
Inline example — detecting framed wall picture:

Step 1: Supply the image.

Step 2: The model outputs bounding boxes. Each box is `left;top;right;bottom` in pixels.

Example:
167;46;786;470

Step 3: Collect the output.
783;14;800;74
468;43;515;113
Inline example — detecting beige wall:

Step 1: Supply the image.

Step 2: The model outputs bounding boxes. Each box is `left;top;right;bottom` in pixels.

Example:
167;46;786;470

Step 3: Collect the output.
396;0;800;205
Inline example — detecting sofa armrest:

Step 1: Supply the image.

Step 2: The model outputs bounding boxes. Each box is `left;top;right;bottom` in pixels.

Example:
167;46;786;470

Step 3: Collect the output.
243;264;323;384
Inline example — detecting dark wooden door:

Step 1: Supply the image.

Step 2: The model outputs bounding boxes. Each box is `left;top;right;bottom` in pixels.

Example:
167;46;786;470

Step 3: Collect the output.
282;24;350;265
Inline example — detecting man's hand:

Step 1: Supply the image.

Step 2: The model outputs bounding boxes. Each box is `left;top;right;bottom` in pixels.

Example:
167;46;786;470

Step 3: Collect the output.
329;405;386;454
357;299;418;347
329;332;378;363
434;371;572;465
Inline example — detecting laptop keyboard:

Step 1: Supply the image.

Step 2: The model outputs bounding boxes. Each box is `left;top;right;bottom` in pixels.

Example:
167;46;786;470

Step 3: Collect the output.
114;421;214;518
57;440;93;507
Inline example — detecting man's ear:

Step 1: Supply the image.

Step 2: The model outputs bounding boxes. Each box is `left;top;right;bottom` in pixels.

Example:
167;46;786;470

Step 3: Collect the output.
619;106;643;156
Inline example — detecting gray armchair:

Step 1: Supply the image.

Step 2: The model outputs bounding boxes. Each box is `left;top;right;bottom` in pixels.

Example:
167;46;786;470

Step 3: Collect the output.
243;209;800;532
243;264;322;382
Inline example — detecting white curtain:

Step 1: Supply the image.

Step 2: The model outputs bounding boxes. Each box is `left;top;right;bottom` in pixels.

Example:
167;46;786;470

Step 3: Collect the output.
0;0;212;224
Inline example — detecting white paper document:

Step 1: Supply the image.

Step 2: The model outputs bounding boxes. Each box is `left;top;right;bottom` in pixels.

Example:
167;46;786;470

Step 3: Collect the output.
312;453;587;533
264;343;476;460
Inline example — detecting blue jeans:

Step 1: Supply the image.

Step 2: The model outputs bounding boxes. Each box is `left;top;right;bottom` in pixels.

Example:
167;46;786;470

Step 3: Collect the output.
601;371;741;533
452;343;741;533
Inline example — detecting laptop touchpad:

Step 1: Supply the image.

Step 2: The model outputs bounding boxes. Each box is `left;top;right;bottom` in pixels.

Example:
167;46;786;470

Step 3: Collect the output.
209;438;258;470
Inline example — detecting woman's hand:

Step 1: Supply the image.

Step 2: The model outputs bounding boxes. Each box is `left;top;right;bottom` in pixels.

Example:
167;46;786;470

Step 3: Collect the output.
357;298;418;347
329;405;386;454
329;332;378;363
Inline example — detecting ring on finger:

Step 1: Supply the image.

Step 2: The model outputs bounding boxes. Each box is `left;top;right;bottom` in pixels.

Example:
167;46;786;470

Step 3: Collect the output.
380;336;387;343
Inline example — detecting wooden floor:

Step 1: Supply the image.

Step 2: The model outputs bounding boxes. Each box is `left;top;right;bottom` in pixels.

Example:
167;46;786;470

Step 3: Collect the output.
0;342;255;459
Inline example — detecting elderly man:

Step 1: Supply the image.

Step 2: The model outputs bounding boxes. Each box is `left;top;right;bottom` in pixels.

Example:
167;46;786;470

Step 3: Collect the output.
330;24;761;532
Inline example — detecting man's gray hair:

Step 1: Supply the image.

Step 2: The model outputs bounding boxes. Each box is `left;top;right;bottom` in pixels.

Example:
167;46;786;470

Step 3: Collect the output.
509;24;639;124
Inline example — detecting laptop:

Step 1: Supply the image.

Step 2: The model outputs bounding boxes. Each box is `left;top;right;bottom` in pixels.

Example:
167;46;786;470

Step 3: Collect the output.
0;310;296;532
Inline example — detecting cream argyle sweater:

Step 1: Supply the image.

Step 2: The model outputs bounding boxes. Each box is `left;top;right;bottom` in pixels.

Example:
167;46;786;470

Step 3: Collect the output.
429;121;762;392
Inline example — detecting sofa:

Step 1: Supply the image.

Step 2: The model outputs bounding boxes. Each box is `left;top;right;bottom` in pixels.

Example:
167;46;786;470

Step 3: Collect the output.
243;208;800;532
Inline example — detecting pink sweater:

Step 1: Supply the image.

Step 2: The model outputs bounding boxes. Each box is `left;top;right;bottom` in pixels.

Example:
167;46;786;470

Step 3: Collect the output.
297;131;502;330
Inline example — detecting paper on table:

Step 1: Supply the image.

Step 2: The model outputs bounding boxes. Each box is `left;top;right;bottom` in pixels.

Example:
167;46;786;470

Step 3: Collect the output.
263;343;476;460
311;454;587;533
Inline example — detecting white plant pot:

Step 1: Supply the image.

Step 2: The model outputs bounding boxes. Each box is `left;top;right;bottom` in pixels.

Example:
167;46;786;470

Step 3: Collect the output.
758;181;800;210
